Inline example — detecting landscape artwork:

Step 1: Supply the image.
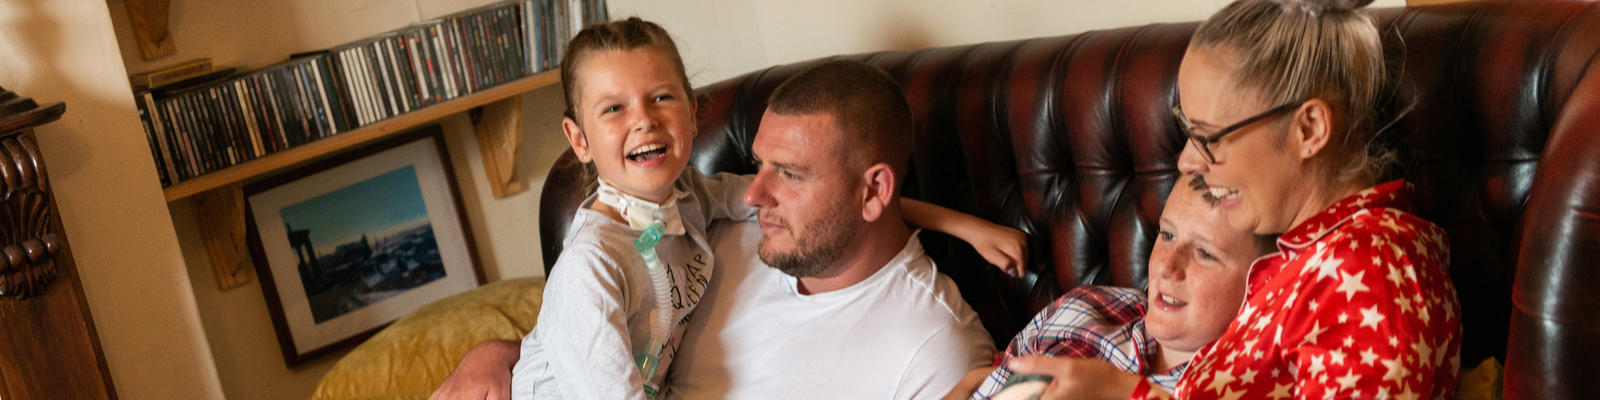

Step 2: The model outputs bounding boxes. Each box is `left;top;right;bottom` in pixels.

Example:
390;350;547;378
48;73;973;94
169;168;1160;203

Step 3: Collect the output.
276;165;447;323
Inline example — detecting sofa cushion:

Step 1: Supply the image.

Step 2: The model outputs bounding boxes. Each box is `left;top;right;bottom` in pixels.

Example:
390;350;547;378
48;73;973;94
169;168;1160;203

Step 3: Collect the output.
310;277;545;400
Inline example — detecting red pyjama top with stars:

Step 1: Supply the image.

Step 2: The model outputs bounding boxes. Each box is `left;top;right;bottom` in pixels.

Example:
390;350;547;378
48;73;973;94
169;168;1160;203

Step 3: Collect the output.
1132;180;1462;400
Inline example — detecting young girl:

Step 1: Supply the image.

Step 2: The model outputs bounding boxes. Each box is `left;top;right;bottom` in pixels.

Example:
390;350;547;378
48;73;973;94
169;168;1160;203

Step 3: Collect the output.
511;18;1025;399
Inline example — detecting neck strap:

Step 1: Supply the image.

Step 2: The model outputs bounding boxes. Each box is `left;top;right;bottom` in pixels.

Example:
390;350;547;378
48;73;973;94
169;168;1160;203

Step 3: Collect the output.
594;178;686;236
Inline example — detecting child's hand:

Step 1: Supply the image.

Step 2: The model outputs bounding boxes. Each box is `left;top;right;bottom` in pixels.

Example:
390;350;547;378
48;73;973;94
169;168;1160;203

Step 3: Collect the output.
968;222;1027;277
1007;355;1143;400
900;199;1029;277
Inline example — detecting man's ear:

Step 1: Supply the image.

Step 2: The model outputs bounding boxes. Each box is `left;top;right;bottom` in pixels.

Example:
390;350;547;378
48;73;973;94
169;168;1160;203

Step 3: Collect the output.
562;117;592;163
1289;99;1333;162
859;162;897;222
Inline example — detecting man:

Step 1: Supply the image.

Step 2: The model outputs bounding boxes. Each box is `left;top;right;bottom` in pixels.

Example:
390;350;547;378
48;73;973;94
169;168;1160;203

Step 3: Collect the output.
433;60;996;399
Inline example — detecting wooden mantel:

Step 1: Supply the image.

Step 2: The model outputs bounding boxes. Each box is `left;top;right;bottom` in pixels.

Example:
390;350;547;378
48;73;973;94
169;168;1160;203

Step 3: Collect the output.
0;85;117;399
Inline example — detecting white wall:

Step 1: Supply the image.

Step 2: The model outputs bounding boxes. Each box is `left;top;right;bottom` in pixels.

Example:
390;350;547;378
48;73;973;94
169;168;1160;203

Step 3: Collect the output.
0;0;224;399
612;0;1403;86
15;0;1404;398
105;1;570;398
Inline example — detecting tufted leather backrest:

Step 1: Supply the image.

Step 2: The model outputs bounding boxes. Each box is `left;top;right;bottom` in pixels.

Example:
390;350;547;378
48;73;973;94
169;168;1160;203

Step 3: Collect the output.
539;2;1600;397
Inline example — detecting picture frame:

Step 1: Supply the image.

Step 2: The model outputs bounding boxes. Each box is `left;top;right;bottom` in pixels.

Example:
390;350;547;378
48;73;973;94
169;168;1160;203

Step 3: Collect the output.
243;125;483;367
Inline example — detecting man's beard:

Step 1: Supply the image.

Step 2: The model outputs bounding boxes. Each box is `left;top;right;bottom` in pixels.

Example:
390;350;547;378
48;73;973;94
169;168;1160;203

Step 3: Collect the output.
758;207;856;278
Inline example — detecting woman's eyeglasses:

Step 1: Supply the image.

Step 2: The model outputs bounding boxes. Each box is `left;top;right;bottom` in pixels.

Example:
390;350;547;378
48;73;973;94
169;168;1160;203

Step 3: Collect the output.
1171;100;1304;164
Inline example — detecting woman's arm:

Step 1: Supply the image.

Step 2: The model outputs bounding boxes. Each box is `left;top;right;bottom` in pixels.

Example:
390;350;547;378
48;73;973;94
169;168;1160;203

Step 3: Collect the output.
902;198;1028;277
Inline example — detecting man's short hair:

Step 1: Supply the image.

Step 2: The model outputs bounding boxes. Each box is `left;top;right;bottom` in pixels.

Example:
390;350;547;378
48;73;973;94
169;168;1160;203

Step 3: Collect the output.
766;60;915;181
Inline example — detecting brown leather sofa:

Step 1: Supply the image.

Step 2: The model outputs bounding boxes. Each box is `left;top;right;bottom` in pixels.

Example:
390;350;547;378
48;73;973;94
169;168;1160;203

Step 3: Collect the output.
539;1;1600;397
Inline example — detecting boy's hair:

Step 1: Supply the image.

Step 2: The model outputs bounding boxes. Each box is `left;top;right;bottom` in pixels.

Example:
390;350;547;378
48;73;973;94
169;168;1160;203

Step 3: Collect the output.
766;60;915;184
560;17;693;121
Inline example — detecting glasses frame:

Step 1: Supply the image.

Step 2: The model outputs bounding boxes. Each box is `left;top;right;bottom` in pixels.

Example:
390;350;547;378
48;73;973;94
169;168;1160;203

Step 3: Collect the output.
1172;100;1305;164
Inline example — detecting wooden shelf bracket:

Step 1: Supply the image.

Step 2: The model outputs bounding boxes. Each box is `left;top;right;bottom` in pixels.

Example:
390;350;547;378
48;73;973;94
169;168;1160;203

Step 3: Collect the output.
472;96;526;198
194;185;253;290
125;0;176;60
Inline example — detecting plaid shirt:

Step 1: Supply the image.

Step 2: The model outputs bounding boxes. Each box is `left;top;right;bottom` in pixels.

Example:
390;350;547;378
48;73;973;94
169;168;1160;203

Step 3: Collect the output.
972;286;1186;399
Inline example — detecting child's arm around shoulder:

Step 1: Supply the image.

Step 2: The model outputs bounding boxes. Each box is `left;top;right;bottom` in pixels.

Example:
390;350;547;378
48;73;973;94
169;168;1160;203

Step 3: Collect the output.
903;199;1028;277
690;170;759;222
693;170;1027;276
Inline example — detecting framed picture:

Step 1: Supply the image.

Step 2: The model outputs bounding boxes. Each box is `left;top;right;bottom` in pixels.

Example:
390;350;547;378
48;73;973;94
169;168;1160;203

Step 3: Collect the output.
244;125;482;366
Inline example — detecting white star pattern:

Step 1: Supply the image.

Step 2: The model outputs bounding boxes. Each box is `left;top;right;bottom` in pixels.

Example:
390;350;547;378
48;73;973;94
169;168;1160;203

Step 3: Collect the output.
1336;270;1371;301
1386;263;1406;288
1241;368;1258;384
1254;311;1275;332
1361;348;1379;366
1307;355;1327;377
1360;306;1386;330
1396;387;1419;400
1219;388;1246;400
1378;217;1410;233
1336;369;1360;389
1305;322;1329;345
1381;357;1410;387
1329;349;1347;366
1412;339;1434;368
1310;248;1344;281
1267;383;1293;399
1208;369;1237;394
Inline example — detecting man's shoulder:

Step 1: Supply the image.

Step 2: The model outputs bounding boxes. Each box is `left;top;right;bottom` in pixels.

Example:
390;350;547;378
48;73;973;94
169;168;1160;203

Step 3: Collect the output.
869;254;988;344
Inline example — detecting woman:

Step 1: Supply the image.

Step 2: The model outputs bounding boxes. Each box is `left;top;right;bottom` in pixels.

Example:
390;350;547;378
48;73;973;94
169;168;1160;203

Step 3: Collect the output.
1014;0;1462;399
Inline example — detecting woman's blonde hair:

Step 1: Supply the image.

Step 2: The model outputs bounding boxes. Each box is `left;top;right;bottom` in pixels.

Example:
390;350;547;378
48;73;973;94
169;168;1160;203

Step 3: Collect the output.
1193;0;1399;180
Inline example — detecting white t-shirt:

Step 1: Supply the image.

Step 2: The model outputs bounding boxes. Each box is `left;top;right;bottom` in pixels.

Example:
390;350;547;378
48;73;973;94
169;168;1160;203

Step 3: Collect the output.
512;170;754;400
664;221;995;400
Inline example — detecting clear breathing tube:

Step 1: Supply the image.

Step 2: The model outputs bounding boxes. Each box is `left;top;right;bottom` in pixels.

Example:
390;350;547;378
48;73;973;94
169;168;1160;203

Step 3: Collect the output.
633;220;672;398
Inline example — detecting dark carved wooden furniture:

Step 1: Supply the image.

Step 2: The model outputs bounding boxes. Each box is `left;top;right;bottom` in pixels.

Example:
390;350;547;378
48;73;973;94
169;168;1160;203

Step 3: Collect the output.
0;85;116;399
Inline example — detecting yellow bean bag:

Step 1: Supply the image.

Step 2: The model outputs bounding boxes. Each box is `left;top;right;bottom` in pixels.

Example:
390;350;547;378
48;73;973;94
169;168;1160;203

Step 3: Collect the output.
311;276;545;400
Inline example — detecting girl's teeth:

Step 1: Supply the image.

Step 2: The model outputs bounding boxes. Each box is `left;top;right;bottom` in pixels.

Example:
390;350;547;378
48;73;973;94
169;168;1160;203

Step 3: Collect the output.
1162;294;1182;304
629;144;665;156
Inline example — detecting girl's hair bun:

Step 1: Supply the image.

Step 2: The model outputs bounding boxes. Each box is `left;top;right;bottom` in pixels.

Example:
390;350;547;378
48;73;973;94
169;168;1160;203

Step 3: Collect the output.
1305;0;1376;11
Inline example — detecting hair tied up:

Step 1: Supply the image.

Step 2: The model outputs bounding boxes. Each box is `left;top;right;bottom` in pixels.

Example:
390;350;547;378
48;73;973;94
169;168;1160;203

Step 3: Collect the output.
1305;0;1375;11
